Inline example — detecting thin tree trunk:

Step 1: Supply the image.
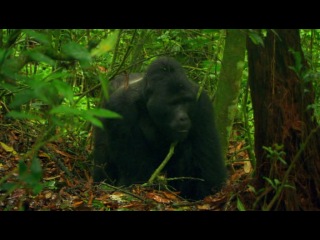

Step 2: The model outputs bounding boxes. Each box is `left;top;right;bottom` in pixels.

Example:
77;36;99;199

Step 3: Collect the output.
247;29;320;210
214;29;246;162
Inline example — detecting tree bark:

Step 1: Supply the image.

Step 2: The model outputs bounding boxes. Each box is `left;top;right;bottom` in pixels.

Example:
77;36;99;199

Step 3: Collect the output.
214;29;246;162
247;29;320;210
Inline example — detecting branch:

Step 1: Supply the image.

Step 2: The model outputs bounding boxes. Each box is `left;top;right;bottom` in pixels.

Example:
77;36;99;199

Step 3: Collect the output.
147;141;178;185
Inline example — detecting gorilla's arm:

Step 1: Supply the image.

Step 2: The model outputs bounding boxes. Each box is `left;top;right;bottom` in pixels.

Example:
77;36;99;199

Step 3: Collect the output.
192;91;227;194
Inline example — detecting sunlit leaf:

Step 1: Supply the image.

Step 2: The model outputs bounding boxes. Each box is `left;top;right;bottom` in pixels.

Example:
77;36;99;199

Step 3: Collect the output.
244;160;252;173
91;30;120;57
0;142;18;155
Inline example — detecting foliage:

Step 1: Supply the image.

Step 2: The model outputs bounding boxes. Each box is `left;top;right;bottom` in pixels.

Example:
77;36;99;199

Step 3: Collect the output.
0;29;120;197
1;29;320;210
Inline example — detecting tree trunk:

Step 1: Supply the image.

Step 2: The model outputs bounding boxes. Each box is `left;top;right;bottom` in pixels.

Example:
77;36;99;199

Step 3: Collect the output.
214;29;246;162
247;29;320;210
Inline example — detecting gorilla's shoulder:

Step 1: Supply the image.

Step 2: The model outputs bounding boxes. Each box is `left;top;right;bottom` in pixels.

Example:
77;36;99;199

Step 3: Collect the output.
109;75;144;104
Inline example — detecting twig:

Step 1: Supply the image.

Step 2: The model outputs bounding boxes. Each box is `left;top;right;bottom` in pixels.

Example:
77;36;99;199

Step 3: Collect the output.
147;141;178;185
42;146;74;178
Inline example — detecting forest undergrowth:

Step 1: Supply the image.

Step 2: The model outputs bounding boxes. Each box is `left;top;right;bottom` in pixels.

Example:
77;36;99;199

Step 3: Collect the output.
0;116;252;211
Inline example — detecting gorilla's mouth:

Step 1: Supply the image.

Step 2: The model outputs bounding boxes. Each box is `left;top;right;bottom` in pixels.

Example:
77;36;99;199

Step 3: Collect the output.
175;130;189;141
177;130;188;133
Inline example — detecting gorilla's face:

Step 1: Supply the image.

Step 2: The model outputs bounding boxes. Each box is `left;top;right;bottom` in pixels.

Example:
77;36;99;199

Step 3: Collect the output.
145;78;197;142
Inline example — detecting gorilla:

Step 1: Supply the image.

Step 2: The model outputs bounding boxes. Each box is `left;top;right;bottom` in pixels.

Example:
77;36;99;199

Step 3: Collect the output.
93;56;227;200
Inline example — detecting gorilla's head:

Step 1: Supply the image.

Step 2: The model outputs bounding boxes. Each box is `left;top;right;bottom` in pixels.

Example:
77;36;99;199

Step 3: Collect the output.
143;57;198;142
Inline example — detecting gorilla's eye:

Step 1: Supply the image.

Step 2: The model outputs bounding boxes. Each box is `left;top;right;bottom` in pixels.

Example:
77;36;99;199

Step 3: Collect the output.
169;97;194;106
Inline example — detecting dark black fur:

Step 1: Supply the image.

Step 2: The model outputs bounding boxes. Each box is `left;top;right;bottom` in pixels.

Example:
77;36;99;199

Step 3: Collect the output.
93;57;227;200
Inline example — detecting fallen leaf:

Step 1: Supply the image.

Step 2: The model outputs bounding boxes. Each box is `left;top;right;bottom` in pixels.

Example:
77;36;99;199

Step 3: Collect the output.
197;204;211;210
0;142;18;155
44;191;52;199
146;192;171;203
109;192;127;203
54;149;75;159
72;200;84;207
87;192;94;206
39;151;51;159
162;191;179;201
244;161;252;173
43;175;60;180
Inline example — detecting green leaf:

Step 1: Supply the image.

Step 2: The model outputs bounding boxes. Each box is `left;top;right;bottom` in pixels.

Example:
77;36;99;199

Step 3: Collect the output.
237;197;246;211
8;89;35;108
263;177;276;189
247;184;256;194
99;74;109;101
23;29;50;46
87;108;122;118
44;71;70;82
18;160;27;177
1;82;20;92
44;180;57;190
0;182;17;192
27;50;56;66
31;184;43;195
34;83;60;106
277;157;287;165
202;29;219;34
30;158;42;182
7;111;42;121
61;42;91;68
50;105;82;115
52;80;74;102
83;114;104;128
284;184;296;190
274;179;281;186
248;30;265;47
91;30;120;57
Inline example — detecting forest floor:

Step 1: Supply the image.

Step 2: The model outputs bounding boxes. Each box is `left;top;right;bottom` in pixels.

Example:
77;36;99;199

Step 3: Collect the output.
0;116;253;211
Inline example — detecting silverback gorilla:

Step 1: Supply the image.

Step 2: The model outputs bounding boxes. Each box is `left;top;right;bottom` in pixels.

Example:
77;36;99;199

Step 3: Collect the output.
93;56;227;200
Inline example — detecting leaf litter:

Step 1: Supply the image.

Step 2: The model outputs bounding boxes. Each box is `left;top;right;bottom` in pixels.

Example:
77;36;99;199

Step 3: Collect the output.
0;118;253;211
